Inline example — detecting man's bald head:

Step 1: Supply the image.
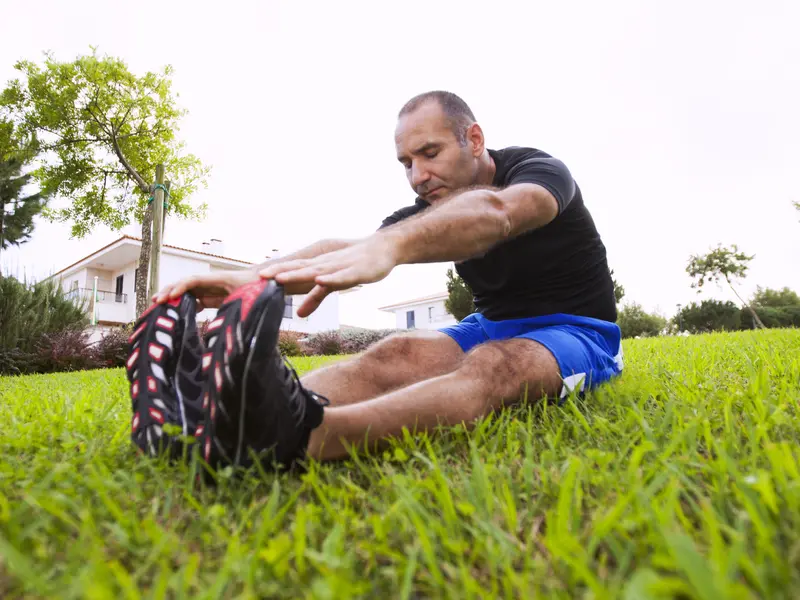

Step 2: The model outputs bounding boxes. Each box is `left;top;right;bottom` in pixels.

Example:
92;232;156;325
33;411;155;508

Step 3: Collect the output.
397;91;476;146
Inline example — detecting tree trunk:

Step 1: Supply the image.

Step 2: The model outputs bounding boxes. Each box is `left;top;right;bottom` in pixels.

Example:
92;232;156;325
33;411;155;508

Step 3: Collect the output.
726;275;765;329
134;203;153;319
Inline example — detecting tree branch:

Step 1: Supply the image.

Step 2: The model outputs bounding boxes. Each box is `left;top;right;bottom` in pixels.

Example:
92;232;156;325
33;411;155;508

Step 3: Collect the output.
110;133;150;193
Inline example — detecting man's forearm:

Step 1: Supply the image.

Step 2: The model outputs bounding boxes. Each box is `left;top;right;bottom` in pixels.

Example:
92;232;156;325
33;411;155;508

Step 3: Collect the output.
251;238;355;272
379;189;512;265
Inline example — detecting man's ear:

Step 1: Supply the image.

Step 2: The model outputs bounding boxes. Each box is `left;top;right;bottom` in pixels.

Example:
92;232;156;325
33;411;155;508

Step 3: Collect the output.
467;123;485;156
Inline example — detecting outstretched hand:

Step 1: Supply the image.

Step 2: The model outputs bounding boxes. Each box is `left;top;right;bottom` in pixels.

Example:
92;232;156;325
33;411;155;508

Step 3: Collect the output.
258;236;399;317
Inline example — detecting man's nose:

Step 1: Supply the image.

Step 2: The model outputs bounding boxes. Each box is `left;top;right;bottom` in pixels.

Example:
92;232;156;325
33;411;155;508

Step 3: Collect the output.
410;163;431;188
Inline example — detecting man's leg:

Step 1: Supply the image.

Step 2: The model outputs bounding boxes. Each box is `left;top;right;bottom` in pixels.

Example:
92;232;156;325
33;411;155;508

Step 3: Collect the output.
299;330;466;407
306;338;563;461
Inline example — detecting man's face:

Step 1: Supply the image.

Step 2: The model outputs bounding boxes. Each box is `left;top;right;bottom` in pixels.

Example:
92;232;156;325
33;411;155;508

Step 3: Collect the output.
395;102;481;203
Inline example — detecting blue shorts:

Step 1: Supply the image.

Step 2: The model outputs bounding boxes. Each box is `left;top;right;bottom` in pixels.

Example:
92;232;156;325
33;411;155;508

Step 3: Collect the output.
439;312;623;399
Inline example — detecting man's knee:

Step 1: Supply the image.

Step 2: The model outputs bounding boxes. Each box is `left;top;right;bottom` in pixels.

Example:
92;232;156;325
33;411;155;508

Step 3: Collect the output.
359;330;464;388
456;339;561;411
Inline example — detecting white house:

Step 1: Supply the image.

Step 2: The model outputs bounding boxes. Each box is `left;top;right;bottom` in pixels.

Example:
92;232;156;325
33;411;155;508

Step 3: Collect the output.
48;235;340;340
379;292;458;330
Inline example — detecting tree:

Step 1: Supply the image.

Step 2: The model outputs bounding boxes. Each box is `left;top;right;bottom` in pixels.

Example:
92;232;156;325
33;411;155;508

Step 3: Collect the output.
0;48;210;317
686;243;765;329
751;286;800;308
610;268;625;303
617;303;666;339
674;300;741;334
444;268;475;321
0;119;47;274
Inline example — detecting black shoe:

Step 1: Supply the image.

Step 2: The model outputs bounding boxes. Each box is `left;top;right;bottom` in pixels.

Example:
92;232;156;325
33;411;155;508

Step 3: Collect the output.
126;294;206;459
195;279;329;473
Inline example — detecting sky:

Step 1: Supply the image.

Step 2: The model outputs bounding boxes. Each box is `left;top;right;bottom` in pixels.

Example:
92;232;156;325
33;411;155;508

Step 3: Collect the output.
2;0;798;329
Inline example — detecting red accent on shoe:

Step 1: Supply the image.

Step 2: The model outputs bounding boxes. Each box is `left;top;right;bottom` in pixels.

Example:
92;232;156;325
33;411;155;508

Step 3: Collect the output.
148;407;165;424
167;297;182;307
148;344;164;361
210;399;216;421
224;280;267;322
127;348;140;370
129;323;146;344
226;325;233;358
147;376;157;393
203;393;209;409
204;437;211;461
215;365;222;392
195;424;204;437
156;316;175;330
208;317;224;331
132;412;140;431
202;353;212;371
131;381;139;398
139;302;159;320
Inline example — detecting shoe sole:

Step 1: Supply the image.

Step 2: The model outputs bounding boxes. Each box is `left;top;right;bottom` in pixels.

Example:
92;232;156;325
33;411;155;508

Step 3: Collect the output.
127;294;201;458
196;279;285;469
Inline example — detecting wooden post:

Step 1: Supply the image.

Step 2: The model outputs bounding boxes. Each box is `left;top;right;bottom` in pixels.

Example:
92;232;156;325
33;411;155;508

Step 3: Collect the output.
162;179;171;236
148;164;165;300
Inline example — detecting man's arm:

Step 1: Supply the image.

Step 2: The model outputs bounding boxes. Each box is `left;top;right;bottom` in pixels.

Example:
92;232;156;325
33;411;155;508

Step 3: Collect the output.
378;183;560;266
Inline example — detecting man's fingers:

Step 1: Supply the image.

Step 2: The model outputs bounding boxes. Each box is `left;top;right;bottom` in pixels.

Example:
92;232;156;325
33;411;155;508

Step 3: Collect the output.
296;284;331;318
316;266;364;288
260;259;313;279
274;264;333;284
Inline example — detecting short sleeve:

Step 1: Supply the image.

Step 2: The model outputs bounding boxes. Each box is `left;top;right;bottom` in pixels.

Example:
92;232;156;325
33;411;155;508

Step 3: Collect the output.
505;157;576;213
378;200;430;230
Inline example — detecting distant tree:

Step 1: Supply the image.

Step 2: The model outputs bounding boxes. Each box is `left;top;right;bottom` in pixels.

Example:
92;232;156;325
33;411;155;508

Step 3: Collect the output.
617;303;666;339
686;244;765;329
751;286;800;308
674;300;741;334
444;268;475;322
0;120;47;275
610;268;625;304
0;48;210;317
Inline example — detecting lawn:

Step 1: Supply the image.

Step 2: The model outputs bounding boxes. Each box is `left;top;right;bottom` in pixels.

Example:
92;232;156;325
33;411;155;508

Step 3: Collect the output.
1;329;800;599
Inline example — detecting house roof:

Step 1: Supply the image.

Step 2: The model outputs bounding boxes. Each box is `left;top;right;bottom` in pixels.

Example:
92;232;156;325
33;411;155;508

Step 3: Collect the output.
48;234;254;279
378;291;449;311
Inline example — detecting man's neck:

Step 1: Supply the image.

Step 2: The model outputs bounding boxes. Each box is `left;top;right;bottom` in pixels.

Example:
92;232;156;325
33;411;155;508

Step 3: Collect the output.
476;151;496;186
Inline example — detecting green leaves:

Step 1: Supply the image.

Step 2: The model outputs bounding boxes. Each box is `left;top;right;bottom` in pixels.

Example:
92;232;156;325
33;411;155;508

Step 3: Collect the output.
0;48;210;239
686;243;754;290
444;267;475;321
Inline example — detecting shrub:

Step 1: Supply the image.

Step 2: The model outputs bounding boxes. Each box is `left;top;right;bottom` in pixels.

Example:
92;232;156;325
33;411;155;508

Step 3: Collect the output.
300;328;400;356
279;330;306;357
34;328;97;374
339;328;397;354
0;348;37;376
0;275;88;355
302;330;344;356
92;325;132;369
617;303;667;339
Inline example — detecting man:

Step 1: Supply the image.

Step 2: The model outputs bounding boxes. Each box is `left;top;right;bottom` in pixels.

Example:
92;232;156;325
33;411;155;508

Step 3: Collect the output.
127;91;622;473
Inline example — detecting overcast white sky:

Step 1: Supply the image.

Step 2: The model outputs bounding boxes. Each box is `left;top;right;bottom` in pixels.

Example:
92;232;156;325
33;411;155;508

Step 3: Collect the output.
2;0;798;328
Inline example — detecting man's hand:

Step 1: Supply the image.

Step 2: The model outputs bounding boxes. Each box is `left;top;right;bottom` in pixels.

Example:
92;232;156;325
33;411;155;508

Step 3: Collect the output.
258;236;398;317
151;270;261;311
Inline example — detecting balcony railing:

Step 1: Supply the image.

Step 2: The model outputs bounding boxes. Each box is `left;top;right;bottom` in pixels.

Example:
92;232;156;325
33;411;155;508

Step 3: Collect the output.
65;287;128;304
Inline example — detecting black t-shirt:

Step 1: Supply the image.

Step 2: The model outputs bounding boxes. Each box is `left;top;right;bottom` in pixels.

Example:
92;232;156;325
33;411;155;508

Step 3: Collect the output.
379;146;617;323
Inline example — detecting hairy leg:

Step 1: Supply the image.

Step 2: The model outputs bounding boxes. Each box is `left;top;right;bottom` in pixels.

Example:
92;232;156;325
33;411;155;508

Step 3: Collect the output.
306;338;562;461
299;330;465;407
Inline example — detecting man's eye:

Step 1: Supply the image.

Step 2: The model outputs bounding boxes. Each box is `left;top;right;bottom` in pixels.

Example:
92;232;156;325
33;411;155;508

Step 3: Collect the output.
425;151;438;159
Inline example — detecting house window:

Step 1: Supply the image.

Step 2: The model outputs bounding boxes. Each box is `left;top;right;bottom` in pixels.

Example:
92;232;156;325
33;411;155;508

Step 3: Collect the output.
406;310;415;329
115;275;124;302
284;296;293;319
428;306;434;322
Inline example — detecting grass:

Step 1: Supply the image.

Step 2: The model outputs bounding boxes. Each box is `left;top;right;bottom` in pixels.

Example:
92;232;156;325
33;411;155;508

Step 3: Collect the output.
1;329;800;599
